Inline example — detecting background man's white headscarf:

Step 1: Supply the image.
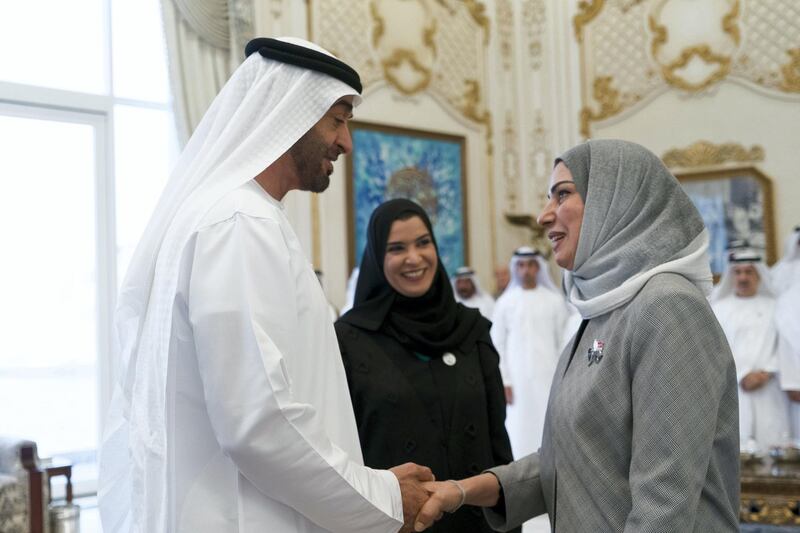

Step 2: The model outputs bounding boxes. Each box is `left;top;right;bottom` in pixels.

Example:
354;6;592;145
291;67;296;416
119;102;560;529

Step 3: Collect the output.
559;139;713;319
771;229;800;372
99;37;361;532
710;249;774;302
506;246;558;292
450;266;489;298
772;226;800;291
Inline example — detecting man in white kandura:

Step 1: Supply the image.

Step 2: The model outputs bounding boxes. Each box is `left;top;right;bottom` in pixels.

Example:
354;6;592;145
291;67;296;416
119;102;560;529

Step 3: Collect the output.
490;247;568;458
451;266;495;320
98;37;432;533
773;226;800;440
711;249;790;451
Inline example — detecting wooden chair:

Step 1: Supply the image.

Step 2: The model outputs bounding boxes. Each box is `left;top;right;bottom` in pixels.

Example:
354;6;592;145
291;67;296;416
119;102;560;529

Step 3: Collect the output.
0;438;73;533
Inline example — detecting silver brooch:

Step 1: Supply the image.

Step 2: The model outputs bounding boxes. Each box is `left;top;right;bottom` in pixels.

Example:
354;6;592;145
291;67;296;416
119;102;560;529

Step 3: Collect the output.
587;339;604;366
443;352;457;366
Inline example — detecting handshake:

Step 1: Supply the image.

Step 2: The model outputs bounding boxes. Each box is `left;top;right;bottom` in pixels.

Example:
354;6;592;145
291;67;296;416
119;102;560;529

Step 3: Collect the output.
388;463;473;532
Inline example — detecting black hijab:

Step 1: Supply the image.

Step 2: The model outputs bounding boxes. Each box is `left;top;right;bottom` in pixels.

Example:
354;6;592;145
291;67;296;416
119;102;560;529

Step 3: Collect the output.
339;199;482;356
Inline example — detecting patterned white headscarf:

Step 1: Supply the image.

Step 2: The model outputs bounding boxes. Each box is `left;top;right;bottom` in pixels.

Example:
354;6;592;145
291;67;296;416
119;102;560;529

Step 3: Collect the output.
559;140;713;319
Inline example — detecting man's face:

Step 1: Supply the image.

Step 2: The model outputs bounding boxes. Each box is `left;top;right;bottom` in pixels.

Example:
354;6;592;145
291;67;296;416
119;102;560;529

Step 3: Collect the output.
494;266;510;292
733;264;760;297
516;258;540;289
455;277;476;299
288;96;354;193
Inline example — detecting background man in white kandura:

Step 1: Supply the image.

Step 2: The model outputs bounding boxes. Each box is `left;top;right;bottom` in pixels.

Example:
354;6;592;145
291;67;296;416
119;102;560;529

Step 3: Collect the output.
490;247;568;459
711;249;790;451
773;226;800;440
98;37;431;533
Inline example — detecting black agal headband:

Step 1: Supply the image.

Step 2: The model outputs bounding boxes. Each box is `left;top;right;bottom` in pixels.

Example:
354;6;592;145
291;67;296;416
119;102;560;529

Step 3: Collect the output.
245;38;362;94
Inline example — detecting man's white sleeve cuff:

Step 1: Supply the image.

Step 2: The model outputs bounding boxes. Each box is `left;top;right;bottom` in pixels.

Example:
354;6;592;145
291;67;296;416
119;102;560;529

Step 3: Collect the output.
374;468;404;524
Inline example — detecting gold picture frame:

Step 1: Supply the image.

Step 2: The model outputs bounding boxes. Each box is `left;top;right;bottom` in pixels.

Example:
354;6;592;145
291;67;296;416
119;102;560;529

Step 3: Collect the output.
676;166;777;277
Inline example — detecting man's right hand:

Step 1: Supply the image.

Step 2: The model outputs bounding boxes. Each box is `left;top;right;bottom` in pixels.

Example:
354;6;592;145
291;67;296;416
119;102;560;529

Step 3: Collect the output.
389;463;435;533
504;386;514;405
788;390;800;402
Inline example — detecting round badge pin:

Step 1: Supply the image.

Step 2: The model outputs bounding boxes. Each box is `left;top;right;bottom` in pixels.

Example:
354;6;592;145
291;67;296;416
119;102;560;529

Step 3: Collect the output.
443;352;457;366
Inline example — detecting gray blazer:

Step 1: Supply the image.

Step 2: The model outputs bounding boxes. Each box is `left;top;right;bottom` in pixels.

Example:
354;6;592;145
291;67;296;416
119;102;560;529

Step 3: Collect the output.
484;273;740;532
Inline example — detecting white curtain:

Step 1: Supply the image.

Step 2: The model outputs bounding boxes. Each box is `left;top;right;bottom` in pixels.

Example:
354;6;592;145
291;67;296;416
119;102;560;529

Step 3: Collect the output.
161;0;254;145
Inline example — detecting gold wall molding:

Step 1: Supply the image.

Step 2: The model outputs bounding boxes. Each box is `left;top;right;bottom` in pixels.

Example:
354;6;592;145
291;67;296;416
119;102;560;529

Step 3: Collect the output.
434;0;490;44
579;76;624;138
781;48;800;92
460;79;493;153
503;111;519;211
381;49;434;94
658;44;733;92
504;213;550;255
370;0;437;95
574;0;605;43
649;0;740;93
311;0;490;128
661;140;764;168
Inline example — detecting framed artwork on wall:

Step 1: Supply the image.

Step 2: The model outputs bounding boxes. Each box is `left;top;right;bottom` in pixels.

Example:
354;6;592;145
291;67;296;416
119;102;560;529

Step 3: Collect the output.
676;166;776;277
346;121;468;275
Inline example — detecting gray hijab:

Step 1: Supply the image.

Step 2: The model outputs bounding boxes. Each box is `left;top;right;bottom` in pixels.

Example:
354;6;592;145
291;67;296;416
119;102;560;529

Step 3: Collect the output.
558;139;713;318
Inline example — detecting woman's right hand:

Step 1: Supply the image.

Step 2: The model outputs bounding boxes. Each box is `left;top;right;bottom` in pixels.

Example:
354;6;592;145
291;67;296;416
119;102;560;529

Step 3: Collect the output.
413;473;502;531
413;481;463;531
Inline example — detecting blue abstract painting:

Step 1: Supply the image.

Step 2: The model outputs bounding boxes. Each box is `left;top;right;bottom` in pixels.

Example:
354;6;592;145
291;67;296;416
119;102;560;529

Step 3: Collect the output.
348;123;466;275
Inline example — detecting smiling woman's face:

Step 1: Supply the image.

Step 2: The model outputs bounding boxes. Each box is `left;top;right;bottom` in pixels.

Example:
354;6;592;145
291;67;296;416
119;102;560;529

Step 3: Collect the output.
383;216;438;297
536;162;585;270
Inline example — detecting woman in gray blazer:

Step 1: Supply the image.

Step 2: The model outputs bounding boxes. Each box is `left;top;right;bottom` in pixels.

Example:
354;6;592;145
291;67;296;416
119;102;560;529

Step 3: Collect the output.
413;139;740;532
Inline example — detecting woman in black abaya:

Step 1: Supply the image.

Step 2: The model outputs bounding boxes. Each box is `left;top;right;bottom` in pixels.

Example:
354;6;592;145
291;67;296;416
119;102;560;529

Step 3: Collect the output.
335;199;516;533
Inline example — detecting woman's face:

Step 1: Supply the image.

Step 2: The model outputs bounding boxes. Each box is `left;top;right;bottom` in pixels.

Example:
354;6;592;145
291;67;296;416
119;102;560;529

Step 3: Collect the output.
383;216;438;297
537;162;585;270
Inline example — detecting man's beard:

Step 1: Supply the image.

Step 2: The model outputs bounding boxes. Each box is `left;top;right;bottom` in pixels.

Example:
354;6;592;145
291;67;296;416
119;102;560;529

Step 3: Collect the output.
289;128;334;193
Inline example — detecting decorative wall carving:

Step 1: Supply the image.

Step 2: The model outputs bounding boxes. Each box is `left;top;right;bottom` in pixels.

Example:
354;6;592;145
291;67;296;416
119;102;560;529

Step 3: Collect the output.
780;49;800;92
310;0;491;132
576;0;800;137
503;111;519;211
496;0;514;71
649;0;741;93
732;0;800;93
522;0;546;71
527;111;551;206
370;0;436;94
661;140;765;168
574;0;605;42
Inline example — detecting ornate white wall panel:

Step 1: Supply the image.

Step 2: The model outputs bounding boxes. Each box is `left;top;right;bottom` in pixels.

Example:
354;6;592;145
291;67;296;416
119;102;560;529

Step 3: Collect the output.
577;0;800;137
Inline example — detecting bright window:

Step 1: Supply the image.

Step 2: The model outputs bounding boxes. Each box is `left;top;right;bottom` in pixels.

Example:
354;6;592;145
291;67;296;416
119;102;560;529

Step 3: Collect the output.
0;0;107;94
0;0;177;492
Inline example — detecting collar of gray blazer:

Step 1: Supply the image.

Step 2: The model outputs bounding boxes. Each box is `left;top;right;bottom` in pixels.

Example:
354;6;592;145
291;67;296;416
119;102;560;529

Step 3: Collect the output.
557;139;713;318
